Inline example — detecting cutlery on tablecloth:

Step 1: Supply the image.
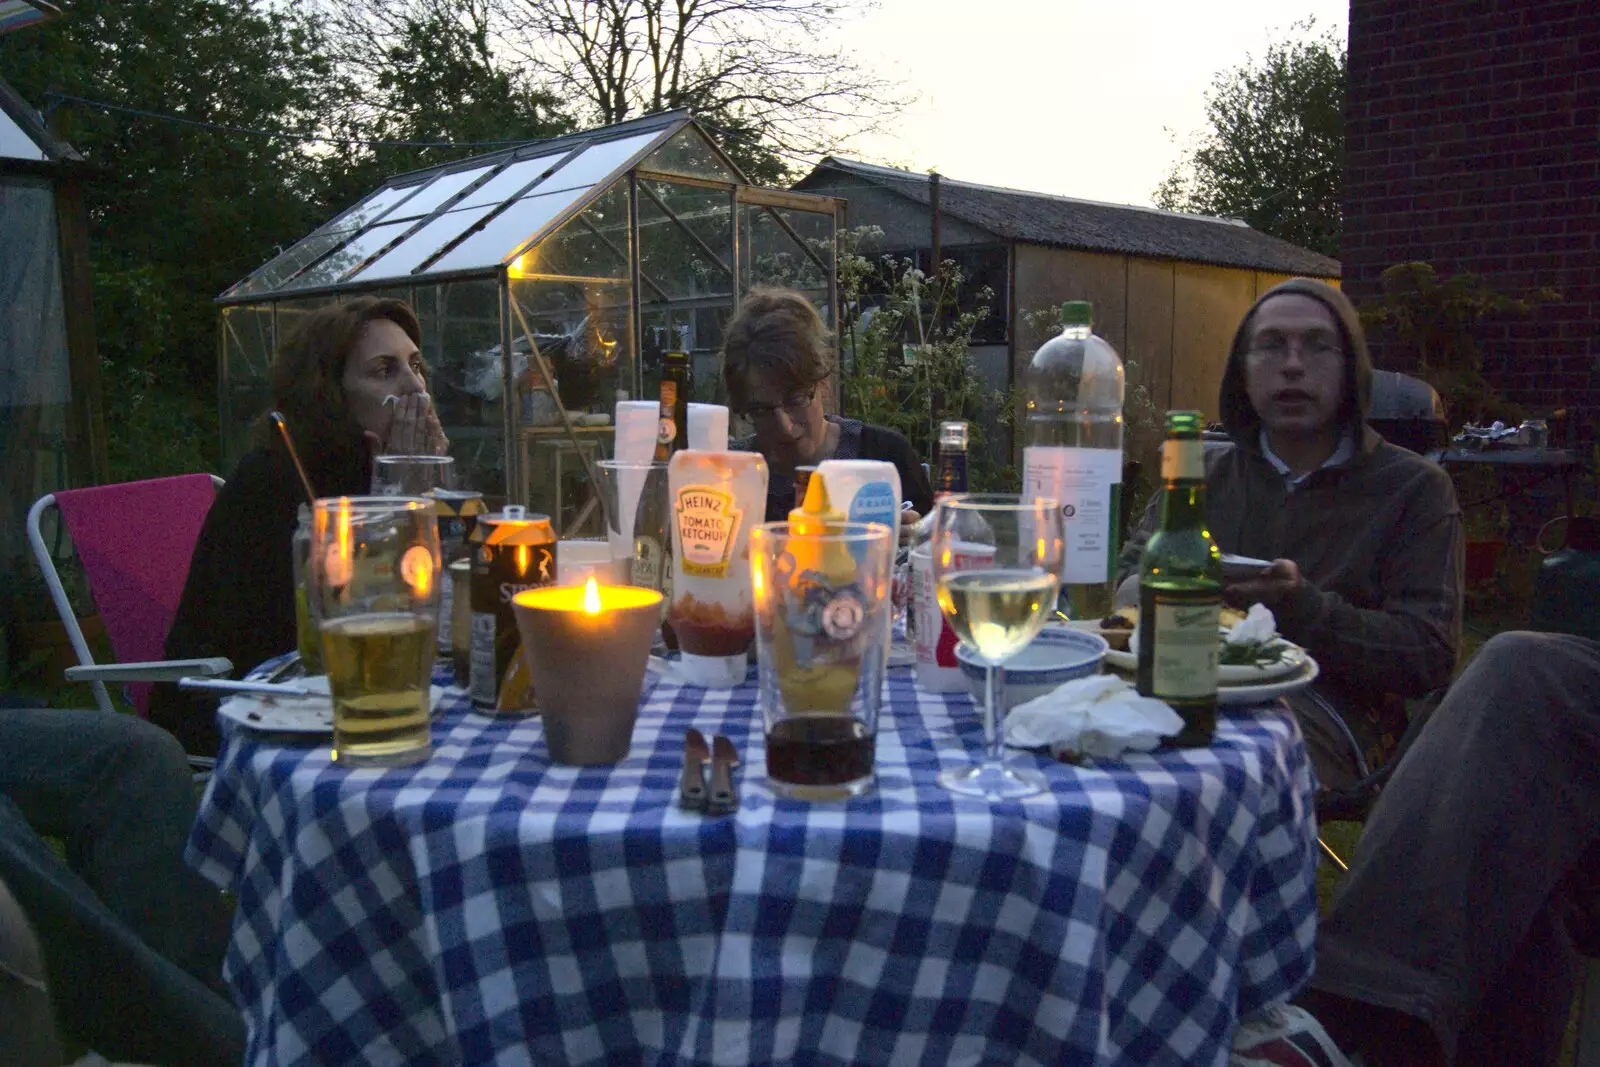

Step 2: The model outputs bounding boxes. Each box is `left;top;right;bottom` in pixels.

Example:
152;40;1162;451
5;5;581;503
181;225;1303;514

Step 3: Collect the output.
707;735;740;815
680;728;710;811
179;677;314;699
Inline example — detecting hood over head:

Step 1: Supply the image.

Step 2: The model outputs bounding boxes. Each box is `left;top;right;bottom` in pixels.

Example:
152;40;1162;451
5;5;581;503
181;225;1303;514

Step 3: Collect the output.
1218;278;1372;445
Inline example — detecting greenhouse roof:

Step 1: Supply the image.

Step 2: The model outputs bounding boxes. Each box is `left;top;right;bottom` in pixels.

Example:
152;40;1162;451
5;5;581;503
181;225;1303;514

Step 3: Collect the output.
0;75;80;167
220;110;747;304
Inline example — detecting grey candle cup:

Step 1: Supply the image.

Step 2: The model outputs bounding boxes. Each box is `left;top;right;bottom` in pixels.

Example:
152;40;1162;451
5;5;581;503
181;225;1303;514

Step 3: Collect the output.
512;590;660;765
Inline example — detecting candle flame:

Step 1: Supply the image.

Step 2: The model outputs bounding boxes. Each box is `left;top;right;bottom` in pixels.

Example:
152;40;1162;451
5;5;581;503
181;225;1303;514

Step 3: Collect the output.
583;576;601;615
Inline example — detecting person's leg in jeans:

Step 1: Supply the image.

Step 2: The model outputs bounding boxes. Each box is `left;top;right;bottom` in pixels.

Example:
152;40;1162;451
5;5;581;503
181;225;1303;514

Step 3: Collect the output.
0;708;243;1064
1305;632;1600;1066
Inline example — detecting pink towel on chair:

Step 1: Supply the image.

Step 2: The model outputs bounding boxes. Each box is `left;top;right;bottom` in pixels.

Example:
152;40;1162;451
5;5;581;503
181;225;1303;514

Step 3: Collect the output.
52;474;219;715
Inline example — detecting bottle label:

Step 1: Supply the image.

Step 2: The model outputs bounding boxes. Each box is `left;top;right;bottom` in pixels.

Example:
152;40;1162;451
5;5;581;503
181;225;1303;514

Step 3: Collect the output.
675;485;743;578
437;576;453;653
469;611;498;706
1149;595;1220;699
633;534;664;590
1023;446;1122;584
656;381;679;456
1161;439;1205;481
934;453;967;498
847;480;899;529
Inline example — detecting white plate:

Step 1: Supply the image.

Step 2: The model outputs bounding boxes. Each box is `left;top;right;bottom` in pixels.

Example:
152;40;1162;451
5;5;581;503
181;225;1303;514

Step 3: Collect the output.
217;676;451;735
1218;653;1320;705
1104;634;1309;683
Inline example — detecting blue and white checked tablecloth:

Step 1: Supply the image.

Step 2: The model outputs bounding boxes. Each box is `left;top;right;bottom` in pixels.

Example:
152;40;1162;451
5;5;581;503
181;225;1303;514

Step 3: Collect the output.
187;660;1317;1067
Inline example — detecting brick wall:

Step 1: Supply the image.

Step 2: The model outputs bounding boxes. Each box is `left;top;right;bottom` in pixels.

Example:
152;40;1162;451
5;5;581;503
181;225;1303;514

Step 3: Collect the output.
1343;0;1600;425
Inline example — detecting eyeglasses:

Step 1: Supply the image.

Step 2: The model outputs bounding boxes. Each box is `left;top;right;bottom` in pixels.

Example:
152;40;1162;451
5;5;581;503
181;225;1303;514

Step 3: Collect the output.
744;386;818;422
1246;337;1343;368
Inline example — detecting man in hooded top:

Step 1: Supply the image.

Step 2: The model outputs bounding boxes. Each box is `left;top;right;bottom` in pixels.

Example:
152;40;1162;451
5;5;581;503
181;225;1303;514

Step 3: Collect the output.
1120;278;1463;791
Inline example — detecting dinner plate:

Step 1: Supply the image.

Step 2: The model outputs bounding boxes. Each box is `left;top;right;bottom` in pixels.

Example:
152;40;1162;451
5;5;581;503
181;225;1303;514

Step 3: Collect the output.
1103;636;1309;683
217;676;451;735
1217;653;1320;706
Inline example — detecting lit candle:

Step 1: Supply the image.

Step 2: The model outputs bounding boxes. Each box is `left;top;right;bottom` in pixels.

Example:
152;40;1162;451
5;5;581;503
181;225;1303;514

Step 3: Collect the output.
512;578;664;764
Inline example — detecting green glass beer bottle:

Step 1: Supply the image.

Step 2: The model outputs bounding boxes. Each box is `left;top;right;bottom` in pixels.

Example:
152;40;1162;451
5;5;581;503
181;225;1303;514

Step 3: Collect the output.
1136;410;1222;746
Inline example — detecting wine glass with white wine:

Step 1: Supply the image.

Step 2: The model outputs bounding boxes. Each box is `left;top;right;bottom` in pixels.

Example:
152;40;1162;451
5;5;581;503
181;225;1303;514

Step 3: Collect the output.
931;494;1064;800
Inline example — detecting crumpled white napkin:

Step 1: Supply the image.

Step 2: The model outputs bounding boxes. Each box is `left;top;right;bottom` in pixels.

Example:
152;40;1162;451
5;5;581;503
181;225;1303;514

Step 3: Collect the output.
1224;603;1277;647
1005;674;1185;759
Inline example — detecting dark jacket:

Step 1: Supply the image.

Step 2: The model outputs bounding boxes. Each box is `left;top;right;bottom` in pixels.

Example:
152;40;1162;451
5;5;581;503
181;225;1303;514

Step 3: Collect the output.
149;433;371;754
1123;279;1463;760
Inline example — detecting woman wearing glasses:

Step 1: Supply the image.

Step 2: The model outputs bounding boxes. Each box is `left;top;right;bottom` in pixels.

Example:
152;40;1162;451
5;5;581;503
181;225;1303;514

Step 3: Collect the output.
722;287;934;524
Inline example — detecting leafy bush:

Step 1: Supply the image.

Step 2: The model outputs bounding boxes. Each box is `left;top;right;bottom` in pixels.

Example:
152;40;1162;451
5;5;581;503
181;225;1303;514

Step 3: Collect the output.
837;234;1013;490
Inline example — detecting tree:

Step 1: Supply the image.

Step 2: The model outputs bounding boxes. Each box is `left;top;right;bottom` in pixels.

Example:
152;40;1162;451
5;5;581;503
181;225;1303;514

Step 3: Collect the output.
318;0;905;183
0;0;338;476
310;2;574;216
1154;21;1344;257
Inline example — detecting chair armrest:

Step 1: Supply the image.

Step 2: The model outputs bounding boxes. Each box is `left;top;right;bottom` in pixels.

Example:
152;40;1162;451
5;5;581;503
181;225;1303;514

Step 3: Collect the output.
64;658;233;684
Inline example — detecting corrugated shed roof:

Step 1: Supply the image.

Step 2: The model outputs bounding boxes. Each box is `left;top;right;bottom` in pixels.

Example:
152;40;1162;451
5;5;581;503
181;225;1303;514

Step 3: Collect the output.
796;156;1339;278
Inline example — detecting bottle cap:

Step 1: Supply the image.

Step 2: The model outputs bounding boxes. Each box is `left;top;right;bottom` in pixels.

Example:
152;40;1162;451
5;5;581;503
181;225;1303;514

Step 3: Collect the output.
1059;301;1093;327
938;420;969;450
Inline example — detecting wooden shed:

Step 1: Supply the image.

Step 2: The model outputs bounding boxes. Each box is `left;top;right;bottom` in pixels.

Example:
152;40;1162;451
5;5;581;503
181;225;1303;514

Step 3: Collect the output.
795;158;1340;449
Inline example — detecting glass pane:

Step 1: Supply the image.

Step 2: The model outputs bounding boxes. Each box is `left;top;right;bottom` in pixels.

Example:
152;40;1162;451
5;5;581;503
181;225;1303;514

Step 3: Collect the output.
457;153;568;209
508;273;633;533
413;280;507;504
279;220;413;291
383;165;496;222
637;180;733;302
0;106;44;161
739;204;835;312
348;205;499;282
539;131;665;194
227;230;352;297
643;126;736;183
218;304;275;472
512;182;630;281
429;186;589;274
316;184;421;236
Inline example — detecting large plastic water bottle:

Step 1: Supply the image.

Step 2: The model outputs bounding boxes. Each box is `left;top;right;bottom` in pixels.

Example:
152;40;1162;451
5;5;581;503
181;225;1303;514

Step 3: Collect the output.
1530;517;1600;642
1022;301;1126;620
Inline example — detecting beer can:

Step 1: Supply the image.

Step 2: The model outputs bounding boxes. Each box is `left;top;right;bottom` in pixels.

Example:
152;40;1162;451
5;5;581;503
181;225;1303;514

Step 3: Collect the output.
469;507;556;711
427;489;486;656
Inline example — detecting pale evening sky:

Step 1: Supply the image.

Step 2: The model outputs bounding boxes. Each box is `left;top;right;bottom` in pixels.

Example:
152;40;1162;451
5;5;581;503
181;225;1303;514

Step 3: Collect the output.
826;0;1348;208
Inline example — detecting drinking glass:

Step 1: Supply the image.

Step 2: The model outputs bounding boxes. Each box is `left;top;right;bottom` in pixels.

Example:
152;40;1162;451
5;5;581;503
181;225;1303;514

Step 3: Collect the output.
596;460;669;597
930;494;1063;800
751;521;894;800
372;454;455;496
309;496;441;767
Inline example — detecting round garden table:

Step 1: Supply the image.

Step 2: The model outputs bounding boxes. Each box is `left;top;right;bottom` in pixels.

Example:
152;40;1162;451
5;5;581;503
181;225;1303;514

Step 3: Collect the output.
187;658;1317;1067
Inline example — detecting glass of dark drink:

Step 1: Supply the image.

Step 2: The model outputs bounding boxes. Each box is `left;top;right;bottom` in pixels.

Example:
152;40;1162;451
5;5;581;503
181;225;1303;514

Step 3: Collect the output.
750;520;894;801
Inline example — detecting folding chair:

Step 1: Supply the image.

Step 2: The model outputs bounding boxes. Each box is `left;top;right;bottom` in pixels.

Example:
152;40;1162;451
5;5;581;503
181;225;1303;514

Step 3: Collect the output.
26;474;232;772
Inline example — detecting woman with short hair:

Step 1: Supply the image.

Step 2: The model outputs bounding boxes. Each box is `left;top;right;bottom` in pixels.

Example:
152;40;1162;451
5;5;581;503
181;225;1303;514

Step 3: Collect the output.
722;287;933;522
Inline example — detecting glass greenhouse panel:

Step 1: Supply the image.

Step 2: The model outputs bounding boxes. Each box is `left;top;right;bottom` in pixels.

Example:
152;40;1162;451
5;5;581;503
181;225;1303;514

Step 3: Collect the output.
637;179;734;302
279;220;413;292
218;304;276;471
511;182;630;282
739;204;835;308
457;153;568;209
413;280;507;503
537;131;665;194
316;183;421;236
382;165;496;222
508;274;632;536
226;230;352;298
348;204;499;282
429;186;589;274
643;126;738;183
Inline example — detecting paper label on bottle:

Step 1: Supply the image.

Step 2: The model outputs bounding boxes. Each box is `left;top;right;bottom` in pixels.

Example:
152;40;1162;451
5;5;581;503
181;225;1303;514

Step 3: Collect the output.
847;480;899;529
633;534;664;590
1149;596;1220;699
1161;439;1205;481
676;485;742;578
1023;446;1121;584
437;577;453;652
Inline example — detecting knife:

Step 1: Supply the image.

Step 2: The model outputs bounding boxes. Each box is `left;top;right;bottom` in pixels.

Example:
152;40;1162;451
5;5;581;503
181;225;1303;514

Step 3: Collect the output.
680;728;709;811
707;735;739;815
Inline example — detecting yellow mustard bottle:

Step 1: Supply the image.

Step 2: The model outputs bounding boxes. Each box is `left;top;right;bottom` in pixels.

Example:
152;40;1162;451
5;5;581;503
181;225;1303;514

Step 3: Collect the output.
775;476;861;715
